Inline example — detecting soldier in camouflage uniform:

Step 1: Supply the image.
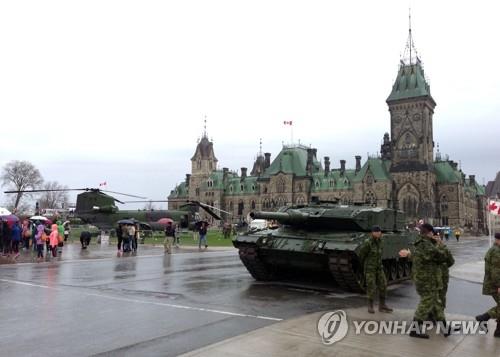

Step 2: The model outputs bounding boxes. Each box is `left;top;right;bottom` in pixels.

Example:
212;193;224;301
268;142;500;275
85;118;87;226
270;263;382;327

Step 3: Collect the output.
434;233;455;309
399;223;448;338
358;225;393;314
475;233;500;338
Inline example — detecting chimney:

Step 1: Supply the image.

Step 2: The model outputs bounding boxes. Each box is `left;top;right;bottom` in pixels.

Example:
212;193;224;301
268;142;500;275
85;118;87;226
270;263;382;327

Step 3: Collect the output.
469;175;476;185
355;155;362;173
264;153;271;168
306;149;314;175
185;174;191;186
223;167;229;181
241;167;247;181
324;156;330;176
340;160;346;176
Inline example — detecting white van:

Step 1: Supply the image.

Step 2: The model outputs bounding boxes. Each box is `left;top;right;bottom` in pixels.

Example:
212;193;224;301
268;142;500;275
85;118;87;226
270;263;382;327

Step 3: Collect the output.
249;219;267;231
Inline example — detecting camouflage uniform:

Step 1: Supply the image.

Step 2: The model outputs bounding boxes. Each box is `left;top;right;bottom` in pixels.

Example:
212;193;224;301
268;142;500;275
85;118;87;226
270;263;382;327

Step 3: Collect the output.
359;237;386;300
437;243;455;309
482;244;500;319
411;234;447;322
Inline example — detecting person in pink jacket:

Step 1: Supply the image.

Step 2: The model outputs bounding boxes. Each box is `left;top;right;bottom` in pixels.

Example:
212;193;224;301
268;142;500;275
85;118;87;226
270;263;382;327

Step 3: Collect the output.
49;224;59;258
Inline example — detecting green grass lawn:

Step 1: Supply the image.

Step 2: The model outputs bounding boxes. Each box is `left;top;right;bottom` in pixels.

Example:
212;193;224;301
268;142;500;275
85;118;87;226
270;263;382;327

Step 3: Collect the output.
68;226;235;247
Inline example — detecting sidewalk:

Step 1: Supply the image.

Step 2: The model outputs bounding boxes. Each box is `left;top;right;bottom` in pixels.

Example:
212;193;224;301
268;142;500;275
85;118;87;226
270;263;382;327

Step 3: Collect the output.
181;307;500;357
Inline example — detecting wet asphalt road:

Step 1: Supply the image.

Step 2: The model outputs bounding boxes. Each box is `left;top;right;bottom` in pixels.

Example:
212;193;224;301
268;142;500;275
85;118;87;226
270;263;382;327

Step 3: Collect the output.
0;237;494;356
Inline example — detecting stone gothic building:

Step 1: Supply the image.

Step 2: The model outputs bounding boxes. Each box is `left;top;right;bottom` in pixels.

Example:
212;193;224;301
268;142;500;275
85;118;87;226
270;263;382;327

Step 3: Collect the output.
168;33;488;233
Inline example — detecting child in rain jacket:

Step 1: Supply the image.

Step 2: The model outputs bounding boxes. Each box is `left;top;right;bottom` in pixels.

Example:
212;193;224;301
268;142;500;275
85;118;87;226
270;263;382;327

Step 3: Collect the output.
35;224;45;261
49;224;59;257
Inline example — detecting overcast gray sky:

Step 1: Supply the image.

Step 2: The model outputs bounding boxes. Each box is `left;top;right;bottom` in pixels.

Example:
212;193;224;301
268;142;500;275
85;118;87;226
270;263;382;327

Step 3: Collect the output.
1;0;499;208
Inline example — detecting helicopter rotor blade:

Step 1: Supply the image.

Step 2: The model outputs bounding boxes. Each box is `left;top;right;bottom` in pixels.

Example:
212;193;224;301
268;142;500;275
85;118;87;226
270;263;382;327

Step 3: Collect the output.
122;200;170;204
3;188;86;194
186;200;222;220
99;190;147;199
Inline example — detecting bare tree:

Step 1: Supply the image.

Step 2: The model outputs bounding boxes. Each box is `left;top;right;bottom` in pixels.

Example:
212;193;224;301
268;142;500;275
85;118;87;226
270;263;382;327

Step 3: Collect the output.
144;201;156;211
38;181;69;210
1;160;43;210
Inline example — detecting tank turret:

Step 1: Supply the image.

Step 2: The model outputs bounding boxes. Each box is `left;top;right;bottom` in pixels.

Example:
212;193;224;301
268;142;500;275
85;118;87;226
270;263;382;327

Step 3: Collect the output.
250;205;406;232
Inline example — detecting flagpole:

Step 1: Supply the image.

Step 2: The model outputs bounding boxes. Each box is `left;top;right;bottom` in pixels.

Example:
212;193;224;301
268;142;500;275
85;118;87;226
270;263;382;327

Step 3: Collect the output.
489;211;493;247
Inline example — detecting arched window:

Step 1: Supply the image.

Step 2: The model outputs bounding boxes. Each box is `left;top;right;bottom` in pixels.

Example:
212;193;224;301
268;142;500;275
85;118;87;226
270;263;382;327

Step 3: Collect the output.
365;191;377;206
296;196;306;205
276;178;286;193
197;160;202;169
315;181;320;188
440;195;449;226
329;180;335;188
251;200;256;210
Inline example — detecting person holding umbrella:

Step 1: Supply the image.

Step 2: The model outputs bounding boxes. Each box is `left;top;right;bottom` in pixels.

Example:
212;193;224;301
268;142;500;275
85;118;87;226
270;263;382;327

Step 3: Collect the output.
198;221;209;250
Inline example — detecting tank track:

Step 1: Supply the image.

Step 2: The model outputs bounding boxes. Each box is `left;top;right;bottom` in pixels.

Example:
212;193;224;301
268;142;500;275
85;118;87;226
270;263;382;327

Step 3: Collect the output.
328;251;412;293
237;246;275;281
328;251;365;293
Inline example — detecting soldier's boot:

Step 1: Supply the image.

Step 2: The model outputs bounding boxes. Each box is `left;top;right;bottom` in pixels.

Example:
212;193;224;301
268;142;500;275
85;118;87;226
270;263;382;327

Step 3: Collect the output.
475;312;490;333
494;320;500;338
409;320;430;339
379;297;393;313
367;299;375;314
475;312;491;321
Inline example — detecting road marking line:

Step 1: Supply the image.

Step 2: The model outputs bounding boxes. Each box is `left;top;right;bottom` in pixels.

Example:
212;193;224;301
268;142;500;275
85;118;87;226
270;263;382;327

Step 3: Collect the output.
0;278;283;322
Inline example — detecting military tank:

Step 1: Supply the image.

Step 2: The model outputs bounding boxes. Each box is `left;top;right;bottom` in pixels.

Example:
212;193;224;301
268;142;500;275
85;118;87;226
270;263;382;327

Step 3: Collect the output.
233;202;416;292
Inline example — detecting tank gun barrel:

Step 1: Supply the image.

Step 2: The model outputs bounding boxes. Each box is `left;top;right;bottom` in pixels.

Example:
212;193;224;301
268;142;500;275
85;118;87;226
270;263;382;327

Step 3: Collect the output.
250;210;308;224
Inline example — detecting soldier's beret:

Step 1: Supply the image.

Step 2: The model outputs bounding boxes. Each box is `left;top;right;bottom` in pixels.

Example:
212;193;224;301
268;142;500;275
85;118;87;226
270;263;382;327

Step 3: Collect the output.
371;225;382;232
495;233;500;239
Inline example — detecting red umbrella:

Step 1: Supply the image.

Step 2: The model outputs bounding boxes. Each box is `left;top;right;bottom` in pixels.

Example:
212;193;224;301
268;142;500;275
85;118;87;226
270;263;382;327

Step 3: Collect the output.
157;218;174;225
0;214;19;228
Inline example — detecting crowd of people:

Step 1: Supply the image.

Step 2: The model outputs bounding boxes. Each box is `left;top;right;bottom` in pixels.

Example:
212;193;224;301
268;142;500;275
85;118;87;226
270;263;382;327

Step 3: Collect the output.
0;218;68;262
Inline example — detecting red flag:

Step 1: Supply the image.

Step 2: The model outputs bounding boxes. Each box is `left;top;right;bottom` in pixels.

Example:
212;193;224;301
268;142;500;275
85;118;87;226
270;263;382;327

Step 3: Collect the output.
283;121;293;125
488;200;500;216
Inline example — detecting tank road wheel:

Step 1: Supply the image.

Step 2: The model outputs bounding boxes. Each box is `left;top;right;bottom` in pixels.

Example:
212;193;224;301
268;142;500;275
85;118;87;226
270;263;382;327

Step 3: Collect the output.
383;262;391;282
404;261;412;278
328;252;365;293
237;246;275;281
396;260;405;280
390;261;398;282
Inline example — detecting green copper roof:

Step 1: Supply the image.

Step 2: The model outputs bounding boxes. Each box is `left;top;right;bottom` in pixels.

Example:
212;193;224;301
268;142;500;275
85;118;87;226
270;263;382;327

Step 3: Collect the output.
387;62;432;102
434;161;461;184
225;176;259;196
262;145;321;178
352;158;392;183
169;182;188;198
311;170;356;192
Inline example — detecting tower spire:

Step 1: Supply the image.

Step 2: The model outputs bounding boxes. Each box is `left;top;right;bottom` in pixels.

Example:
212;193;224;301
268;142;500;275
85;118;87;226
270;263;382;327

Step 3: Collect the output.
259;138;263;155
203;115;207;138
402;7;419;65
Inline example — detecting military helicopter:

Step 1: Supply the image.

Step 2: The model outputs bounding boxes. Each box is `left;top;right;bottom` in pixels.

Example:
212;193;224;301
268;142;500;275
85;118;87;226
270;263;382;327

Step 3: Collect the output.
3;188;224;231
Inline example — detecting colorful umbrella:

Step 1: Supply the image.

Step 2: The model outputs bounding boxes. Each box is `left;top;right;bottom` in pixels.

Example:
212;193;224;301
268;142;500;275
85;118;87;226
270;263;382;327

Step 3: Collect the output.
157;218;174;225
0;214;20;227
